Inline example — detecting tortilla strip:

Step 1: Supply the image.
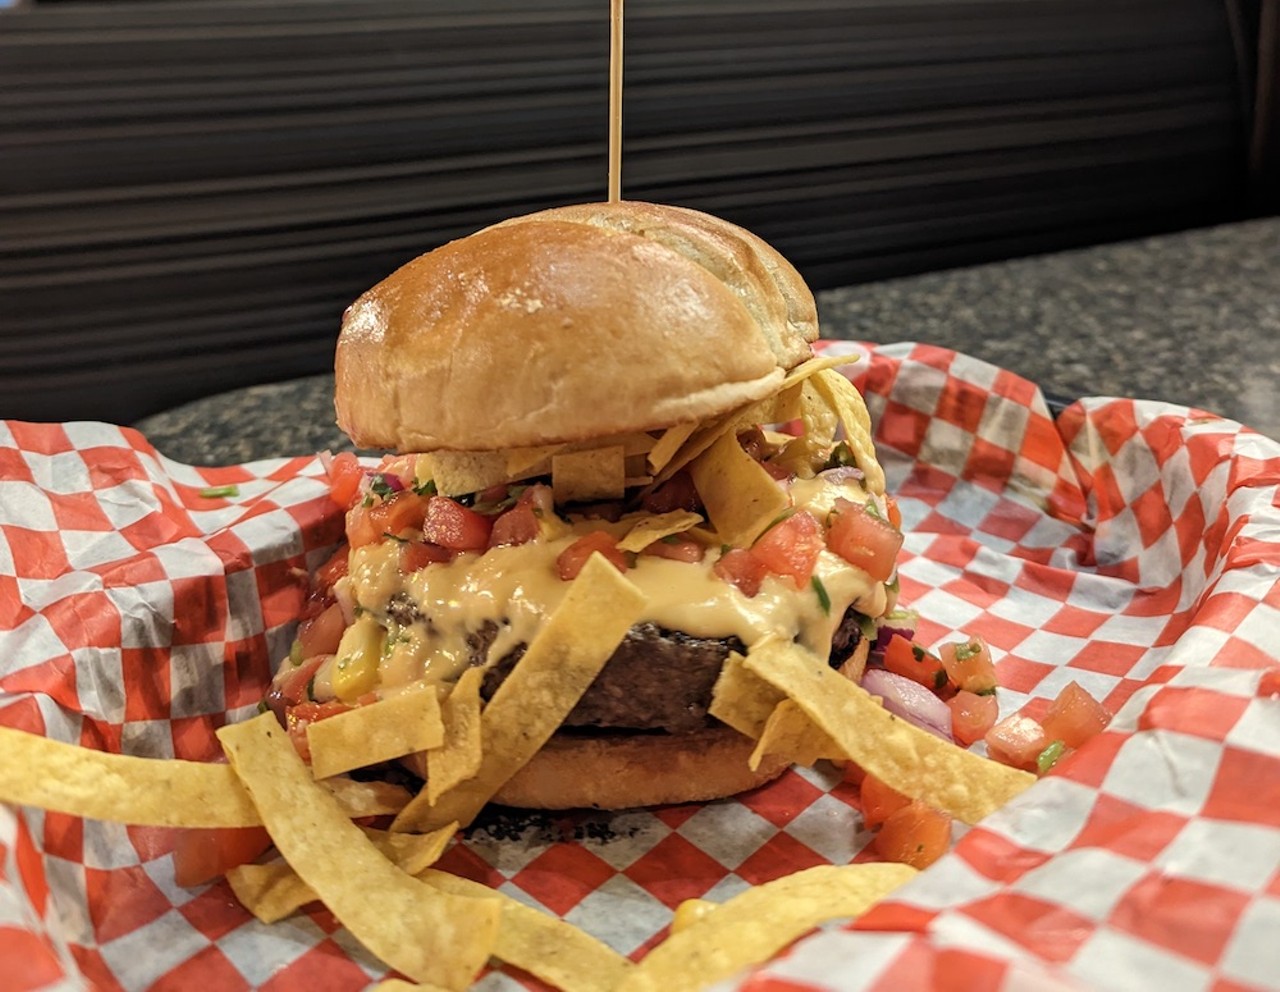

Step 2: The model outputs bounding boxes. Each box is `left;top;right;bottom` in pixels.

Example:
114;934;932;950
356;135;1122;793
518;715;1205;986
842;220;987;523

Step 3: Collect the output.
217;713;498;990
742;639;1035;823
0;726;260;827
616;863;917;992
392;554;646;832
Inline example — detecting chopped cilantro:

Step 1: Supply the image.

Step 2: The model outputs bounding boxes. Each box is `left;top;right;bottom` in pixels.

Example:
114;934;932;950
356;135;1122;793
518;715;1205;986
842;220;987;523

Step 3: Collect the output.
198;484;239;499
368;474;397;500
811;576;831;615
954;640;979;661
412;478;438;497
1037;740;1066;775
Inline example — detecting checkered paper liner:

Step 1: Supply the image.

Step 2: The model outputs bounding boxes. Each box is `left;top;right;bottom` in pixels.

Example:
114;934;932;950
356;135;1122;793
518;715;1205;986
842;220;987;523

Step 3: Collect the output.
0;341;1277;992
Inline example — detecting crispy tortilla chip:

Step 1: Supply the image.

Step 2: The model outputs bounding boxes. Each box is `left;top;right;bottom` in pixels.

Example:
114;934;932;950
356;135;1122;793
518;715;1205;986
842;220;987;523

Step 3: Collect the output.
217;713;498;989
392;554;647;831
749;698;842;770
617;863;916;992
780;353;854;387
552;446;627;503
426;667;485;804
743;640;1035;823
811;369;884;494
421;869;634;992
369;981;451;992
321;775;414;817
228;823;457;924
689;429;790;547
506;443;565;478
646;422;699;474
616;510;704;553
424;451;511;497
308;688;445;780
0;726;260;827
708;653;785;740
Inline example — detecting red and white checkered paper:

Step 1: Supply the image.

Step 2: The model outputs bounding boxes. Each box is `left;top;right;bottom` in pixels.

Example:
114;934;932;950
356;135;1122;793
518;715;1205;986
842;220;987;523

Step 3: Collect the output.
1;341;1277;992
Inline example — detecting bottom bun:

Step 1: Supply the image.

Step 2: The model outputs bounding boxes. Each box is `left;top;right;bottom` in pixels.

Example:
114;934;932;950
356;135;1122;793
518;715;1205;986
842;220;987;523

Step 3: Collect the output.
491;725;789;810
403;725;789;811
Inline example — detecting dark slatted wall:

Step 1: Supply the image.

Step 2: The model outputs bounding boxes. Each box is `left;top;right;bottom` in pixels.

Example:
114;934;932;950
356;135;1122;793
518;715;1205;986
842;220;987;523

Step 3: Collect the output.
0;0;1247;425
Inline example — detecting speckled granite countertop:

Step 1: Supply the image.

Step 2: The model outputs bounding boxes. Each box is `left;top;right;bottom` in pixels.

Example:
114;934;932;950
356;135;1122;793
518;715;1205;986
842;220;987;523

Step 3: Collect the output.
137;218;1280;465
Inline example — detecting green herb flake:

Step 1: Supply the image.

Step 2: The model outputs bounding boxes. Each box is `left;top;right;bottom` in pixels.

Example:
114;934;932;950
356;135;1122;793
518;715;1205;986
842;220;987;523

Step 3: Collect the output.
1037;740;1066;775
910;644;927;661
810;576;831;615
412;478;438;497
305;675;317;701
198;484;239;499
863;500;883;520
934;669;950;691
954;640;978;661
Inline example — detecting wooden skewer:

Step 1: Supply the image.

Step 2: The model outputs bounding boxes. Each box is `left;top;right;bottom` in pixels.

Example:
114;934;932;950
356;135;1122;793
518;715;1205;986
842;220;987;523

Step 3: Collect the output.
608;0;624;202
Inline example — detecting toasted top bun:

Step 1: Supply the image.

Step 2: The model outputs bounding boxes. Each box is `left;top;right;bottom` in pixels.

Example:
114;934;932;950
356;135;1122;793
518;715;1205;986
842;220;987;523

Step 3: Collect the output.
335;200;818;452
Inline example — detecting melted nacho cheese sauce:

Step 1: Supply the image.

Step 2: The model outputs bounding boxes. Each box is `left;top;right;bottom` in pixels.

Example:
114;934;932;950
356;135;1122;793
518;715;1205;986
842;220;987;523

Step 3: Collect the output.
308;474;886;703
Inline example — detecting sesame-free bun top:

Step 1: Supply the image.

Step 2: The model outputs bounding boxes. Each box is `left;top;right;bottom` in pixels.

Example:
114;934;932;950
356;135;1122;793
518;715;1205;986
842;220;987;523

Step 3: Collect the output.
335;200;819;452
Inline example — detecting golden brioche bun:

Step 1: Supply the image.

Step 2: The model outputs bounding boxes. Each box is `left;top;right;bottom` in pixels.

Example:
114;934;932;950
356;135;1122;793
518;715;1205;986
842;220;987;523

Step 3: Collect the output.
335;200;818;452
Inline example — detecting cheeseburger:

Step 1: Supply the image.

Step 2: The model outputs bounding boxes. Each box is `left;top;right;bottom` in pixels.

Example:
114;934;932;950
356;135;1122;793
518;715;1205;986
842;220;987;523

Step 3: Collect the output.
268;201;905;810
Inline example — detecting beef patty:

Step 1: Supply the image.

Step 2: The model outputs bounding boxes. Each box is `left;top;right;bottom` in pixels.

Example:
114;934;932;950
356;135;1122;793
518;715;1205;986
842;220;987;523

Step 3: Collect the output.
473;608;865;734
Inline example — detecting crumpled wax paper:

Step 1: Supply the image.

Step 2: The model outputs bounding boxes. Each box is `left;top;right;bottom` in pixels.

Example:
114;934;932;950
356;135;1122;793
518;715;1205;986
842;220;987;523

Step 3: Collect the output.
1;341;1277;992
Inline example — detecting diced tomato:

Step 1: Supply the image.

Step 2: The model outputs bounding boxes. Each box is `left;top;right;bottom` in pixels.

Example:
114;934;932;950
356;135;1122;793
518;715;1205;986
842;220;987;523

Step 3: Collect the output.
984;714;1049;772
400;541;453;573
173;825;273;888
347;493;429;548
859;772;911;830
751;512;825;588
826;498;903;583
714;548;769;598
641;536;705;563
489;484;553;547
297;602;345;659
315;545;349;592
556;531;630;580
422;497;493;551
286;700;353;762
873;801;952;869
884;494;902;530
948;690;1000;746
277;657;324;707
1039;682;1110;749
938;637;998;695
883;634;951;695
641;471;702;514
327;452;366;510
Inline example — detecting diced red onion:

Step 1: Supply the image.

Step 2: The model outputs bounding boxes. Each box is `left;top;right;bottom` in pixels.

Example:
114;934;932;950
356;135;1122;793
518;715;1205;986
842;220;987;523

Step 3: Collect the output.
861;668;953;742
873;624;918;655
379;472;406;493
